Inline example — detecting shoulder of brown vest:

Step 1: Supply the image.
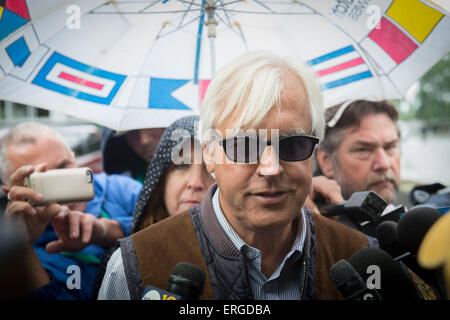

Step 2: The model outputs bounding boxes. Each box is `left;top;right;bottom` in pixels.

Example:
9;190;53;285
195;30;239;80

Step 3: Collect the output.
312;212;369;300
131;210;214;299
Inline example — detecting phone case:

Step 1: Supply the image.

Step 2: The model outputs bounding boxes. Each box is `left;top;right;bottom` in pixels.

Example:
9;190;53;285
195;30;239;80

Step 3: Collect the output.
24;167;95;205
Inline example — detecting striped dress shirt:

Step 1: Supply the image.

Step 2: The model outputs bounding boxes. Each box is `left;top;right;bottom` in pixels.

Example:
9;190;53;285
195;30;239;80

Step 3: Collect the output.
212;189;307;300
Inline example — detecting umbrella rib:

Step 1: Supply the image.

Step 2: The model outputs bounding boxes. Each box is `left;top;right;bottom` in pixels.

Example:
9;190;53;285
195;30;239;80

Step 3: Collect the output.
176;0;197;28
176;0;204;7
139;0;165;13
214;14;240;37
90;1;112;14
158;12;207;38
91;8;203;14
217;0;238;30
215;0;314;15
215;8;311;15
234;22;249;50
214;0;244;7
213;10;248;48
202;0;247;44
251;0;274;13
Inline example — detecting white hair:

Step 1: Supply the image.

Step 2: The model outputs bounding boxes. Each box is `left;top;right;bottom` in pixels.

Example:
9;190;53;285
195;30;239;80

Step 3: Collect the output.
0;122;70;185
199;51;325;144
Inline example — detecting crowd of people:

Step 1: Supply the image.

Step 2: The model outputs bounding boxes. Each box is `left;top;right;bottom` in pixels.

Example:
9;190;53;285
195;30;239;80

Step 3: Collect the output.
0;51;448;300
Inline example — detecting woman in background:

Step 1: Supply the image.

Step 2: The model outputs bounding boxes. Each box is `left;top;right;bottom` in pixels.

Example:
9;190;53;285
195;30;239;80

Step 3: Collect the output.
93;115;214;297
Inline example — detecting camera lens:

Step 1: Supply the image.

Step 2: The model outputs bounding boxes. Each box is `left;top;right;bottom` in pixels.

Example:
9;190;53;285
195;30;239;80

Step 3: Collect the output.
85;170;93;183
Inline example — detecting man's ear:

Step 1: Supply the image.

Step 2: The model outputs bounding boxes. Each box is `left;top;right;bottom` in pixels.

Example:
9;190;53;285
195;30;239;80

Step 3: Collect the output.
202;143;216;175
316;149;335;179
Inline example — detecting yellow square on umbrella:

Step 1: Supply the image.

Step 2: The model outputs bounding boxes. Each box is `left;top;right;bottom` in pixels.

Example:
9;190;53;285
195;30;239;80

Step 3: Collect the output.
386;0;444;43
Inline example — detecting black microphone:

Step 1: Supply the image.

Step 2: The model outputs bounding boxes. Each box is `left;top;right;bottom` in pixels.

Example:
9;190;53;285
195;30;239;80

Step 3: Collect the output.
396;207;447;298
167;262;206;300
375;220;406;258
321;191;387;223
397;206;442;255
142;262;206;300
348;247;438;300
330;259;382;300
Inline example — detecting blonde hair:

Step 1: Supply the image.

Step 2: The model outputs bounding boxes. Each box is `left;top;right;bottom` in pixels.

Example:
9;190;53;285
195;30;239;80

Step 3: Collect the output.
199;51;325;143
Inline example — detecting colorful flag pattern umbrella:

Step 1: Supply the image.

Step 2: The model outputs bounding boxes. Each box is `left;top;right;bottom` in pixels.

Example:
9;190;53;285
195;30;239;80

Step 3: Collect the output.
0;0;449;130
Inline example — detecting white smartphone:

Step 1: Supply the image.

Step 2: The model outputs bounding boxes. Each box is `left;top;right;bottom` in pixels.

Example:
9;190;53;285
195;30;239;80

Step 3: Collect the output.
24;167;95;205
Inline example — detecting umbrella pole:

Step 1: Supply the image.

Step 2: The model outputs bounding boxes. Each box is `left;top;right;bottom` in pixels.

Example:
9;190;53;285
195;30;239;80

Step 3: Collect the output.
210;37;216;77
205;1;217;77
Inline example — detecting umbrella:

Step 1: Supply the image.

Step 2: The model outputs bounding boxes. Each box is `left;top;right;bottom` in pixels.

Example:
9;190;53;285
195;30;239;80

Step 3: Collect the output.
0;0;449;131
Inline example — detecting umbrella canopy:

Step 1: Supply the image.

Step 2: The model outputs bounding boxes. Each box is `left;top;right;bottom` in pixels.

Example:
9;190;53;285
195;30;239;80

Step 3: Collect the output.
0;0;449;131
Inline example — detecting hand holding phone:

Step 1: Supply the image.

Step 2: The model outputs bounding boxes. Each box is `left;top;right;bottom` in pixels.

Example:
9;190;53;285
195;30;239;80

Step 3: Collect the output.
24;167;95;206
4;164;63;245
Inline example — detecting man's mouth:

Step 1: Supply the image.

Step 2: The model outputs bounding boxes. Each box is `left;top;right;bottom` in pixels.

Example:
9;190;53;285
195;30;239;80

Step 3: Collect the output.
369;180;394;188
251;190;290;204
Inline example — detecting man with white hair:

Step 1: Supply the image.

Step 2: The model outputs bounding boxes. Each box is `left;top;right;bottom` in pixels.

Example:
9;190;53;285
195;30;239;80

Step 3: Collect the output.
98;52;377;300
1;122;142;299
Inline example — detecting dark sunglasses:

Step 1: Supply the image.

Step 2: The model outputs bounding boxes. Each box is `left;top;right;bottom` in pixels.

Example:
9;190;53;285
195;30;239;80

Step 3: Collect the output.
218;134;319;163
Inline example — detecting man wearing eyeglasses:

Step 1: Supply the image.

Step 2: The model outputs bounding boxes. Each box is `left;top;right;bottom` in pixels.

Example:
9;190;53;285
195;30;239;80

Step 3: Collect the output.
315;100;401;206
98;52;376;300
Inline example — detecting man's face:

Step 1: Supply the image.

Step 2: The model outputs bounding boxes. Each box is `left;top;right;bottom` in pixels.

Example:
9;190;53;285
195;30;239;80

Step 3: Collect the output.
205;72;314;234
7;137;77;172
125;128;165;162
331;113;401;203
7;136;83;211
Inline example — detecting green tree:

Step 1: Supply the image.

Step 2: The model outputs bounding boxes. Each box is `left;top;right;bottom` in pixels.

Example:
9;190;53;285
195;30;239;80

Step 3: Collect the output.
415;53;450;127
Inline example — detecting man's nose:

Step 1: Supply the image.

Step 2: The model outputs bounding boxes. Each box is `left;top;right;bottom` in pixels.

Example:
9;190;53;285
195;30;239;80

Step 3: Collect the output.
372;148;392;171
257;146;283;178
138;131;153;145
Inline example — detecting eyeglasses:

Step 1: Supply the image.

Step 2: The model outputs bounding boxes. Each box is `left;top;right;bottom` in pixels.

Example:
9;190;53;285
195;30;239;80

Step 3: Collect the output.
217;134;319;163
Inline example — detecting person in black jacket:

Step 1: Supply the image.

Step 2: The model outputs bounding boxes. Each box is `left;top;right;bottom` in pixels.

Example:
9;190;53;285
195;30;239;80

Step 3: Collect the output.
101;127;165;184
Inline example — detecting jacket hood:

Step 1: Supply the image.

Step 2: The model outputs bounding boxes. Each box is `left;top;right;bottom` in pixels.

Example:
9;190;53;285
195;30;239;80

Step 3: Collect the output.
131;115;200;233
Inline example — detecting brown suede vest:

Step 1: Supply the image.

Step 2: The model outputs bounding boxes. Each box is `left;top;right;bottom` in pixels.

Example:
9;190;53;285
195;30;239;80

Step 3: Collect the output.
131;207;368;300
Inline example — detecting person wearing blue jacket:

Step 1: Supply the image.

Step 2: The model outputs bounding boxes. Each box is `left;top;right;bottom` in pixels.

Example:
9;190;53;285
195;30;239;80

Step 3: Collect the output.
1;122;142;299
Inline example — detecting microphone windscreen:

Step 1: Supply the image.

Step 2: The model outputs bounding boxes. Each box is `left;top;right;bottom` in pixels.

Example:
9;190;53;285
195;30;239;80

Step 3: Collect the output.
397;207;442;254
348;247;419;300
375;221;398;247
330;260;356;285
168;262;206;299
171;262;206;287
330;259;366;299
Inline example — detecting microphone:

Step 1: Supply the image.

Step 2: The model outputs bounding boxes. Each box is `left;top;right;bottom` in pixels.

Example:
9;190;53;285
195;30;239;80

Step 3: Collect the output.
321;191;387;223
375;220;405;258
391;207;447;298
321;191;404;237
142;262;206;300
375;220;398;248
397;206;442;255
167;262;206;299
330;259;382;300
348;247;438;300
